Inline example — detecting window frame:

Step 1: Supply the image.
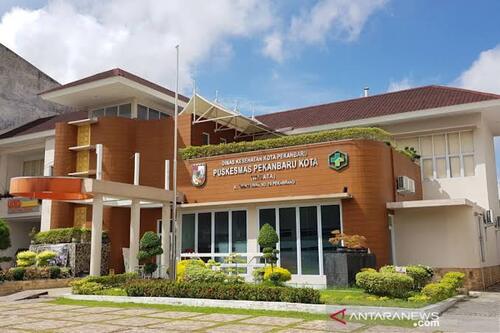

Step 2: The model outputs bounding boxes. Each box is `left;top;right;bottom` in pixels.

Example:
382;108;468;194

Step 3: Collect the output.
202;132;210;145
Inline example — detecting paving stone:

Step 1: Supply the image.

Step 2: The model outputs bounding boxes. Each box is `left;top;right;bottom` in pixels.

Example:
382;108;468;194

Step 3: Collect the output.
0;315;38;327
194;313;252;322
145;311;202;319
6;301;51;309
121;329;175;333
240;316;303;326
70;306;124;314
111;308;163;316
149;319;219;330
66;313;127;323
296;319;364;332
53;323;122;333
205;323;276;333
9;319;75;331
104;316;167;327
3;308;45;316
27;310;75;320
44;304;88;311
277;329;330;333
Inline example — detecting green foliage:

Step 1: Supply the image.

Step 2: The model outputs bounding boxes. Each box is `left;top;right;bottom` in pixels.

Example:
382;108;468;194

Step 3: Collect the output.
398;146;421;161
70;272;138;295
421;283;455;302
407;294;431;303
180;127;392;159
33;227;109;244
125;280;321;304
48;266;61;279
0;218;11;250
0;256;12;263
258;224;279;249
36;250;56;267
0;270;4;282
16;251;37;267
137;231;163;277
379;265;433;291
263;266;292;285
441;272;465;289
176;259;205;281
355;270;414;298
7;267;26;281
183;264;226;283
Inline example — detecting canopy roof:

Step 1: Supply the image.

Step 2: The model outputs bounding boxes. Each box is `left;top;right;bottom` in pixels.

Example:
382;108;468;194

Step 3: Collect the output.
181;94;281;137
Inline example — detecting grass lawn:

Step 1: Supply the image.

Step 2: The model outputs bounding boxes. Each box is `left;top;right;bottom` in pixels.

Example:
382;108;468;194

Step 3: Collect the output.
320;288;429;308
52;297;417;328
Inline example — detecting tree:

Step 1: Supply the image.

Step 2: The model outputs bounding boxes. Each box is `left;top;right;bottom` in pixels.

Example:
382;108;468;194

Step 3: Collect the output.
0;218;11;251
257;224;279;269
137;231;163;277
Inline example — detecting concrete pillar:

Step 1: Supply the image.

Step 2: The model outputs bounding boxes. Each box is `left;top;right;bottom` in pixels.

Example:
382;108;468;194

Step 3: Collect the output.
90;194;103;276
246;205;259;276
161;203;171;278
129;199;140;273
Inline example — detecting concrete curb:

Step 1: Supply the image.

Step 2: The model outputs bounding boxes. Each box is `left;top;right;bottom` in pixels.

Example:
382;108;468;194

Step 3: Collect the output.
63;294;465;316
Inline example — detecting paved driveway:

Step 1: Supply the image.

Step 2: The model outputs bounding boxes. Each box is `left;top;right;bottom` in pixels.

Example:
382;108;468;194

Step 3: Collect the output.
0;292;497;332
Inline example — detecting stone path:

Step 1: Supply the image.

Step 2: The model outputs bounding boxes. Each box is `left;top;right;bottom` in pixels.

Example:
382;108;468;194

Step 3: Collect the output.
0;293;497;332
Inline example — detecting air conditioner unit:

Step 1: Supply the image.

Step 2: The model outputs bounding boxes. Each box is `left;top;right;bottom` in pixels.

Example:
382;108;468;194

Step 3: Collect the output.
396;176;415;194
496;216;500;229
485;209;494;224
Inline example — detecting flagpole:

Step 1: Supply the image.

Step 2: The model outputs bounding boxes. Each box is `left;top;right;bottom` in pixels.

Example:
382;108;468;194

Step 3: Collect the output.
172;44;179;279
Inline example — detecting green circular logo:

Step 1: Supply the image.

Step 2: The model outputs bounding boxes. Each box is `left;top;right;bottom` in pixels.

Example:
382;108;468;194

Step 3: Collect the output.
328;151;349;171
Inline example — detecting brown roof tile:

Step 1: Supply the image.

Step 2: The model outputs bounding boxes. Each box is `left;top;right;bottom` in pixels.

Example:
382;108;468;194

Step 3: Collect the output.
256;85;500;130
40;68;190;102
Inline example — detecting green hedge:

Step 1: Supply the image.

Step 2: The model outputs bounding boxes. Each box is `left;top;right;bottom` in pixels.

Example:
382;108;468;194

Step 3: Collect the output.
71;272;138;295
379;265;433;291
180;127;392;159
33;227;109;244
355;270;414;298
124;280;321;304
422;271;465;302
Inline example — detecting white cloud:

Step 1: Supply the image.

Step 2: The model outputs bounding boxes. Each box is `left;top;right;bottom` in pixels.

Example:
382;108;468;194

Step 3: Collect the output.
387;77;413;92
261;0;387;61
0;0;273;91
456;45;500;94
262;32;284;62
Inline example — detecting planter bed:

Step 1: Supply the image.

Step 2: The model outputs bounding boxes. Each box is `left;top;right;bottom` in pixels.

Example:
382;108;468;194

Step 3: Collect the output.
0;278;74;296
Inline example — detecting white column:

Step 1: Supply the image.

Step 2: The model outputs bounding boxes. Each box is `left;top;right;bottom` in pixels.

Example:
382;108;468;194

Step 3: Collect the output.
246;206;259;277
90;194;103;276
129;199;140;273
161;203;171;278
40;138;55;231
96;144;103;180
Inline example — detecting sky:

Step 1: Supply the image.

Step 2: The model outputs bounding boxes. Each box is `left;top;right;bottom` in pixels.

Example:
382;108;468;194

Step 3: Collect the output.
1;0;500;174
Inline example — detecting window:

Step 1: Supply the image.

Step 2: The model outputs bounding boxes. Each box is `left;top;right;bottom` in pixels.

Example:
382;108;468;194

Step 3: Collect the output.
91;103;131;118
202;132;210;145
119;104;131;118
197;212;212;253
23;159;44;176
259;204;341;276
138;105;148;120
396;130;475;180
181;214;195;253
231;211;247;253
137;104;166;120
214;212;229;253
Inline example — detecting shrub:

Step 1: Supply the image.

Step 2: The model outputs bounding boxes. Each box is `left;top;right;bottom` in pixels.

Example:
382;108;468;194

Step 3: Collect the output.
16;251;37;267
379;265;433;291
125;280;321;304
408;294;431;303
36;250;56;267
48;266;61;279
356;270;414;298
258;224;279;268
70;272;138;294
441;272;465;289
7;267;26;281
176;259;205;281
71;281;104;295
25;267;50;280
0;218;11;251
180;127;392;159
263;267;292;285
138;231;163;276
33;227;109;244
422;282;455;302
0;270;4;282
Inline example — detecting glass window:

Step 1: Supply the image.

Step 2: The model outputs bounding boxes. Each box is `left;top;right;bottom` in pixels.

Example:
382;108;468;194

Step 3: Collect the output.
449;156;461;178
232;211;247;253
279;207;297;274
105;106;118;117
433;134;446;156
422;159;433;180
259;209;276;231
149;109;160;120
447;133;460;155
464;155;475;176
119;104;131;118
397;138;419;153
181;214;195;253
23;159;44;176
461;131;474;153
321;205;341;256
436;158;447;178
420;136;433;157
160;112;168;119
197;212;211;253
214;212;229;253
138;105;148;120
202;133;210;145
92;109;104;118
300;206;319;275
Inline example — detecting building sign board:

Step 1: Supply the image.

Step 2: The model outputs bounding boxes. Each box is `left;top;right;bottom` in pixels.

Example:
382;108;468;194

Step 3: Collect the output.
329;151;349;171
191;163;207;187
7;197;39;214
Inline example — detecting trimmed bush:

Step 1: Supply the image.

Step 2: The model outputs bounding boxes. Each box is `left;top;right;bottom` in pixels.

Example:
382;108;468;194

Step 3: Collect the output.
263;266;292;285
422;282;455;302
36;250;56;267
180;127;392;159
441;272;465;289
138;231;163;276
176;259;205;281
71;281;104;295
7;267;26;281
33;227;109;244
379;265;433;290
16;251;37;267
0;218;11;251
71;272;138;295
48;266;61;279
125;280;321;304
356;270;414;298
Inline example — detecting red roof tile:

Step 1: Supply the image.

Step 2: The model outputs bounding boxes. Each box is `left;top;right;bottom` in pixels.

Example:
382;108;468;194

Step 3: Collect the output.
40;68;190;102
256;85;500;130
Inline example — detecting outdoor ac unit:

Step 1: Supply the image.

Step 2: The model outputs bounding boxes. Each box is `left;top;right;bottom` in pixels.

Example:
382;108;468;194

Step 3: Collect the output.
496;216;500;229
396;176;415;194
485;209;494;224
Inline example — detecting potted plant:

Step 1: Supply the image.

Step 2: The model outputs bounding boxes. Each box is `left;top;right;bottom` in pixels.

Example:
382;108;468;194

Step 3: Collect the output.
329;231;368;253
